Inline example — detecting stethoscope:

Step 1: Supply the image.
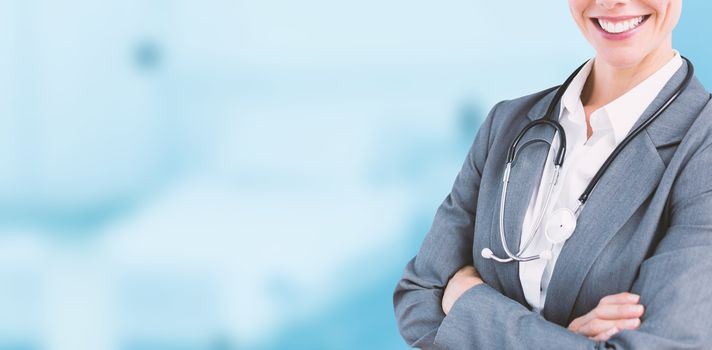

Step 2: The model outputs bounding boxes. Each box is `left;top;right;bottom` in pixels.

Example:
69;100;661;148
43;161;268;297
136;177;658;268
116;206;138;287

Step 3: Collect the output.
481;56;694;263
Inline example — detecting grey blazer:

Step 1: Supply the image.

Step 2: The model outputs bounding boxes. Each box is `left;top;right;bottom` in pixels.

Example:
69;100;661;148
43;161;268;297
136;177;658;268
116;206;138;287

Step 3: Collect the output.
393;60;712;349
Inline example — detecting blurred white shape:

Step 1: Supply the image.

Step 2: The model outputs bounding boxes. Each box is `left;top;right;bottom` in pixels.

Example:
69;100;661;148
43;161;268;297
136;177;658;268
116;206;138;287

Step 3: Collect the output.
43;248;115;350
99;176;410;345
0;232;46;345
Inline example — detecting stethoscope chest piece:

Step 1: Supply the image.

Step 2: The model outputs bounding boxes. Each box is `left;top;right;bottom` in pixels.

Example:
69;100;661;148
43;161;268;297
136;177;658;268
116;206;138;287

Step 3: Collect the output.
544;207;576;244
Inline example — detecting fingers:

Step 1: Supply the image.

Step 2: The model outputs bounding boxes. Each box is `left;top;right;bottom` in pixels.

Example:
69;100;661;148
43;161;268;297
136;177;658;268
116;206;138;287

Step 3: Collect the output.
456;265;476;275
443;265;483;315
568;292;645;339
454;265;481;278
599;292;640;305
570;293;642;330
591;327;620;342
589;317;643;342
577;317;641;336
591;303;645;320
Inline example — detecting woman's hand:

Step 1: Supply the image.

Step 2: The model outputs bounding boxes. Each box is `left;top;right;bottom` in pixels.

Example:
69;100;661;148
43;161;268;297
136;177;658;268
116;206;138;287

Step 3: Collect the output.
442;265;484;315
567;292;645;341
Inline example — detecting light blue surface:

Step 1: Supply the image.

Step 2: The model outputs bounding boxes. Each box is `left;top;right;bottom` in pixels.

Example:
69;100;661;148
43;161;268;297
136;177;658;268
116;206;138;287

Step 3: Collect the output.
0;1;709;349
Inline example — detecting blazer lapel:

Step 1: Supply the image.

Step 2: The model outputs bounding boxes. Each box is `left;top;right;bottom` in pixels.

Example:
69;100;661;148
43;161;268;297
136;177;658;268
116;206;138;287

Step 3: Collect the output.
541;60;711;325
489;88;560;306
542;133;664;325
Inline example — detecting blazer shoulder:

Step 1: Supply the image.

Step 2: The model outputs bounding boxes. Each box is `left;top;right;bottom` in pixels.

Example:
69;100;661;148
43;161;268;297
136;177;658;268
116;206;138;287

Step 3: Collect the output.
494;85;559;114
484;85;560;135
690;93;712;147
497;85;560;117
505;85;560;105
683;77;712;142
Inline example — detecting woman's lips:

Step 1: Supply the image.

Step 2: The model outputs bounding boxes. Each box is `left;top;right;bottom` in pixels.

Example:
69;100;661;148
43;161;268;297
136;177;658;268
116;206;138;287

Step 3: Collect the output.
589;14;651;41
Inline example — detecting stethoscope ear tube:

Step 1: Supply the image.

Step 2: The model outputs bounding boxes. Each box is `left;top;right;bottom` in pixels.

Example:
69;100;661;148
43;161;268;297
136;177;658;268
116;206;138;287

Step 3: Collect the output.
507;59;589;167
507;120;567;166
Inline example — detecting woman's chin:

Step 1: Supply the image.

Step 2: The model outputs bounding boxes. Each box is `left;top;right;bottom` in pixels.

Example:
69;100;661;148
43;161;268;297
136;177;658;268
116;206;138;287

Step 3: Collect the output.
595;49;649;69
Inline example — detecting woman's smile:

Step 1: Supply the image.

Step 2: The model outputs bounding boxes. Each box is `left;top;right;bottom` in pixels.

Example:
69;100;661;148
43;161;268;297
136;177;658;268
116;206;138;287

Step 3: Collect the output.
569;0;681;68
590;14;651;40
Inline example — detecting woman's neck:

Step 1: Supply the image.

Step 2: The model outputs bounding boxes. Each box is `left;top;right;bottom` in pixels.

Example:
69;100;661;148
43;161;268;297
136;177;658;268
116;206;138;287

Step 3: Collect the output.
581;40;675;108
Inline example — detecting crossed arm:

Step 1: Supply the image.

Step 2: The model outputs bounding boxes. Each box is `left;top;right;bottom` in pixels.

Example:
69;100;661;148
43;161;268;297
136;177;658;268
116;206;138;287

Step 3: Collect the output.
442;265;644;341
393;104;712;349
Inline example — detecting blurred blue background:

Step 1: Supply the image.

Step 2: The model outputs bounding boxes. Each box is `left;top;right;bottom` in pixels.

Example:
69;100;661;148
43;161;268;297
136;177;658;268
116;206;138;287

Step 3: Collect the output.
0;1;710;349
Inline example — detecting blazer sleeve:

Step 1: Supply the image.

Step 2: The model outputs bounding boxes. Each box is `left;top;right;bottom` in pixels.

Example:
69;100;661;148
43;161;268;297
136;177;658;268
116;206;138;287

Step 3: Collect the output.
392;101;499;349
428;139;712;349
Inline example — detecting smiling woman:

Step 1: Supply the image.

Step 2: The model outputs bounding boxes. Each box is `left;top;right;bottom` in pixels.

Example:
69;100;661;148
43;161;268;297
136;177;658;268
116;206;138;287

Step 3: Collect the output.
393;0;712;349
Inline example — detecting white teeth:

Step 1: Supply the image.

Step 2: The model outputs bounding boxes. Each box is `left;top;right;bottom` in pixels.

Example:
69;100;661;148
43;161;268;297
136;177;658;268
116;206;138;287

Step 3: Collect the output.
597;16;645;34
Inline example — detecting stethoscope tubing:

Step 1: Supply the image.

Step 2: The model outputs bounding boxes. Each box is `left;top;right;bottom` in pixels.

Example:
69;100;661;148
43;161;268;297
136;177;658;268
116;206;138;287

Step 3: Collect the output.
485;56;695;263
